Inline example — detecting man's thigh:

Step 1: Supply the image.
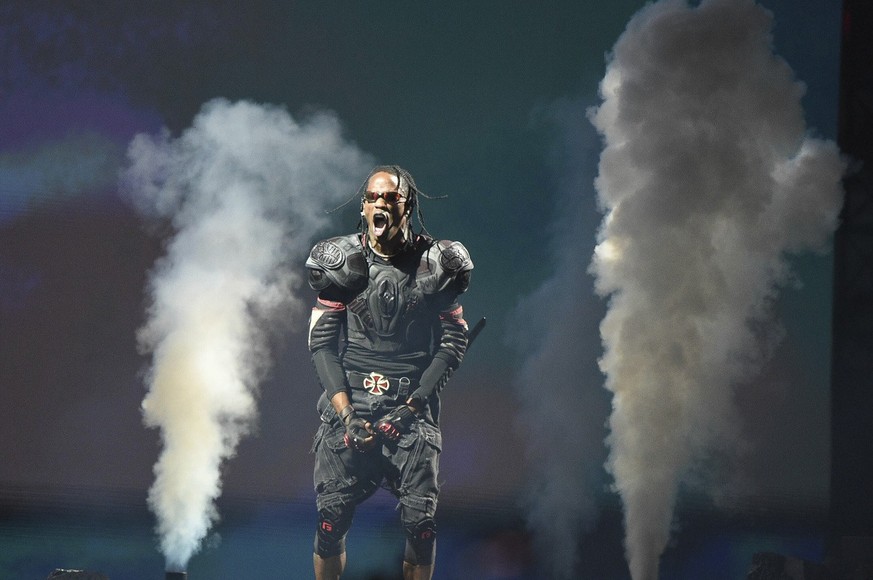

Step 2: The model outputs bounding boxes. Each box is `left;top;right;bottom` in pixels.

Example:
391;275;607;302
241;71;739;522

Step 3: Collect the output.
313;421;380;509
383;421;442;511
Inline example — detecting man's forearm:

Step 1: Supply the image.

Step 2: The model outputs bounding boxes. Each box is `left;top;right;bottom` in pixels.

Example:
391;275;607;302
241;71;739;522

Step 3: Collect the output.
309;303;349;399
330;390;352;415
312;349;348;399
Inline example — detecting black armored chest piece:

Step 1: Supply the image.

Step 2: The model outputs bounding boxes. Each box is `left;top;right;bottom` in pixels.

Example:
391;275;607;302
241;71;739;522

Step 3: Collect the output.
359;252;425;339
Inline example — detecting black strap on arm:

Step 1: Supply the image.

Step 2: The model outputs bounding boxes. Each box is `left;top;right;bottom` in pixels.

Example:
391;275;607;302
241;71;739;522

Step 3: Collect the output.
410;316;486;403
309;296;349;399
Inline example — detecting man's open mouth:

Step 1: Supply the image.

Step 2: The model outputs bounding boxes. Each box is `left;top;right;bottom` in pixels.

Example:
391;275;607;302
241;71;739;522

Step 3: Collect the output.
372;212;390;237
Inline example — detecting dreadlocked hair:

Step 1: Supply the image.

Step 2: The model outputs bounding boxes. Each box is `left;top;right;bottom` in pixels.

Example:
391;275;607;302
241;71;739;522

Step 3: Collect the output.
325;164;446;252
356;165;446;250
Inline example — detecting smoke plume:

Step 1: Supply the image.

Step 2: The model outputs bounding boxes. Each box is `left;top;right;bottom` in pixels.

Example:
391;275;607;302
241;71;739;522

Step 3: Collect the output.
587;1;844;578
510;98;610;578
123;99;370;571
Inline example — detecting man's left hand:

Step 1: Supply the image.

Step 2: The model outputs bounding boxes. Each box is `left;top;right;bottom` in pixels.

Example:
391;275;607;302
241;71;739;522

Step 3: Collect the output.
373;405;417;441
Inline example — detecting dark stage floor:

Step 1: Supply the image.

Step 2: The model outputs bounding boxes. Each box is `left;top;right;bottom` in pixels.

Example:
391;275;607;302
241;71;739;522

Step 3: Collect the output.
0;485;825;580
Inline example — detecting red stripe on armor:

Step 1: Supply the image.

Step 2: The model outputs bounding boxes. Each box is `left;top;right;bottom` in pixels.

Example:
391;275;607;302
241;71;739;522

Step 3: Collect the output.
317;297;345;311
440;306;466;325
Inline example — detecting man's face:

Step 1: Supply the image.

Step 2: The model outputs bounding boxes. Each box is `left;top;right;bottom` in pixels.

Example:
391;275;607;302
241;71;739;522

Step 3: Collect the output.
363;171;409;244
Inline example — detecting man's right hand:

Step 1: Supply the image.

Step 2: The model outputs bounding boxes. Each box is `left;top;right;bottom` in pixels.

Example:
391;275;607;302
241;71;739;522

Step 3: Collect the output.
339;405;376;452
373;405;417;441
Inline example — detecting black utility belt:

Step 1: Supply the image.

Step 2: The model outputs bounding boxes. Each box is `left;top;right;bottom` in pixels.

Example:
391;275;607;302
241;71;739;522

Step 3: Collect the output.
346;371;418;399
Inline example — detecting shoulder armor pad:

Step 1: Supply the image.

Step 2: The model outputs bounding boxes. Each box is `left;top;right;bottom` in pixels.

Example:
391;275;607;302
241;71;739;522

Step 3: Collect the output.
417;240;474;294
306;234;368;292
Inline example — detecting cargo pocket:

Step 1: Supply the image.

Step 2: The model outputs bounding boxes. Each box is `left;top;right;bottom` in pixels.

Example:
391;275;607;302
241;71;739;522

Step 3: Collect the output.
398;423;442;495
316;393;338;423
313;423;357;493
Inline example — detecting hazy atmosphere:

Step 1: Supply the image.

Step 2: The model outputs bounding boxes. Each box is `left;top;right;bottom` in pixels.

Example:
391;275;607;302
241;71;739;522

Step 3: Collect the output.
0;1;843;578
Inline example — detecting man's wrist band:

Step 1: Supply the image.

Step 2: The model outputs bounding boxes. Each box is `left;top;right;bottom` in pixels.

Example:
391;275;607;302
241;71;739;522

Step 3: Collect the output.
339;405;355;424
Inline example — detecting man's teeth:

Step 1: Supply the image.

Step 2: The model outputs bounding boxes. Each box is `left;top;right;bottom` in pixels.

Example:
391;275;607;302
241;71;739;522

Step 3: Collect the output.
372;212;391;236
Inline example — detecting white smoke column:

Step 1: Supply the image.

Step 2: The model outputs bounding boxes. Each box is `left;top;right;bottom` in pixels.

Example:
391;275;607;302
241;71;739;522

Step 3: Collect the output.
123;99;371;571
510;98;609;579
588;1;844;579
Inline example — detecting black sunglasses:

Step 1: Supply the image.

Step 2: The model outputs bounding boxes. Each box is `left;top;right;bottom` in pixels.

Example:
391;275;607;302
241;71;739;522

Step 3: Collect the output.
363;190;406;203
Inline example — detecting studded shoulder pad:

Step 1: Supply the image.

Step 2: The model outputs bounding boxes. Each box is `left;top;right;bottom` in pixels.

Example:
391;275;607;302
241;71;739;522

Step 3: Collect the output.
417;240;474;295
306;234;368;292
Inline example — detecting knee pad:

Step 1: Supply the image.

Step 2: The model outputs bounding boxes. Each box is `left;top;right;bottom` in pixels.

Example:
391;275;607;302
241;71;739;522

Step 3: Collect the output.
403;515;436;565
314;504;353;558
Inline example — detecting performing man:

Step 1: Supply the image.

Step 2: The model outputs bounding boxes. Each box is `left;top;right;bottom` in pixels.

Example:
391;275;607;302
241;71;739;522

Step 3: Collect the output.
306;165;473;580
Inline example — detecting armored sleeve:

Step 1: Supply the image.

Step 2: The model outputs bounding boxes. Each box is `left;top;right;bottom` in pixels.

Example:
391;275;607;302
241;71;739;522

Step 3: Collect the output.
306;236;367;399
411;303;469;403
410;240;474;403
308;293;348;399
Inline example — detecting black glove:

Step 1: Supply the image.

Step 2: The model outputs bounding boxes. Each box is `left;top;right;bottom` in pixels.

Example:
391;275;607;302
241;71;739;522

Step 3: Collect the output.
339;405;374;452
373;405;417;441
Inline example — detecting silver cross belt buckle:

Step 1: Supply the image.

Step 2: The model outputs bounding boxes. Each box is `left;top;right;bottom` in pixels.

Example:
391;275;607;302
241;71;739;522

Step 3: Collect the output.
363;372;390;396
